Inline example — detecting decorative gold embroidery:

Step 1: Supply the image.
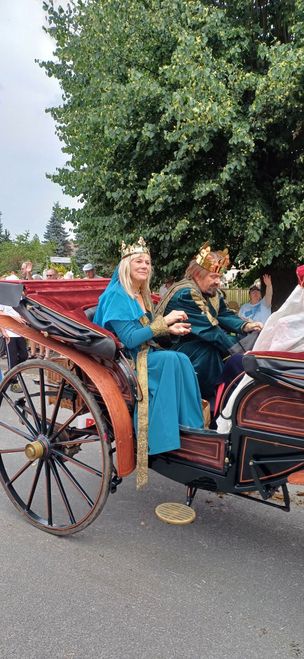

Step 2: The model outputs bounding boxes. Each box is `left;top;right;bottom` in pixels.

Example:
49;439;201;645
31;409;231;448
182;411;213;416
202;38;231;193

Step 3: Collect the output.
209;294;220;315
155;278;194;316
140;315;150;327
150;316;170;336
134;313;161;488
190;289;218;326
136;346;149;489
156;278;220;327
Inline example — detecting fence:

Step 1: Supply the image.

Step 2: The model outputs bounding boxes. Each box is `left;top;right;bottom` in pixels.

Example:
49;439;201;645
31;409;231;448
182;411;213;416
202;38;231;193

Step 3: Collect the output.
223;288;250;310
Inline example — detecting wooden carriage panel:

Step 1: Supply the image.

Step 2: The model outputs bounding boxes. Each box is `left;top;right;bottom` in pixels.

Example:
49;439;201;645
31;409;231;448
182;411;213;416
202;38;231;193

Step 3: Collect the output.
236;383;304;437
237;435;304;484
169;432;228;472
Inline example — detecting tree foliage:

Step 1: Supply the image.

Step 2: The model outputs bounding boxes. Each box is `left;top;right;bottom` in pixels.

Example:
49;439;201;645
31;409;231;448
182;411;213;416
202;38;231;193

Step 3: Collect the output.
0;233;54;277
41;0;304;280
0;212;11;244
43;201;71;256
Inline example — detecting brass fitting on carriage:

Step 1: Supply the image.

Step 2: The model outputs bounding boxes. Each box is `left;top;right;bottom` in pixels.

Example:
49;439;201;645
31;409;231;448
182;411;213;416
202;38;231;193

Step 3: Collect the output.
25;440;45;461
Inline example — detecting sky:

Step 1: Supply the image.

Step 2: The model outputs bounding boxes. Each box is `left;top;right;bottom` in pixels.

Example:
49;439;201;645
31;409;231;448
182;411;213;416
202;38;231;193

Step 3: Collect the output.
0;0;76;239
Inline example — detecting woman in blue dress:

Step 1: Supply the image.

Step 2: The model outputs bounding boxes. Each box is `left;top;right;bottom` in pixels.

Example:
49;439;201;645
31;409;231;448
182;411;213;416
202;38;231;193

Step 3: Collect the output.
93;237;203;487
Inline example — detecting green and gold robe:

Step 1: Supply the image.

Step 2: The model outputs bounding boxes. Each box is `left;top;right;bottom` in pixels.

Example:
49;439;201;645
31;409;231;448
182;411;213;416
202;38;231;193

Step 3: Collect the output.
157;279;245;400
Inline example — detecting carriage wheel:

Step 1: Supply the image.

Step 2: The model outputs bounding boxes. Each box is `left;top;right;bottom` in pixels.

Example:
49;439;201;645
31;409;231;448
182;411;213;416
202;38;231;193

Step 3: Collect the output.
0;359;113;535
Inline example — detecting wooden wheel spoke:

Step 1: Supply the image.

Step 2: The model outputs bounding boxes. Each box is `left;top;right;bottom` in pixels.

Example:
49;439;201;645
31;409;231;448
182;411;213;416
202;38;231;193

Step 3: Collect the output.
26;459;44;511
17;373;41;432
52;448;102;477
46;379;66;437
8;459;33;485
0;447;31;454
2;392;38;437
50;403;87;443
45;461;53;526
54;457;94;508
49;459;76;525
0;420;33;442
54;437;99;447
39;369;47;434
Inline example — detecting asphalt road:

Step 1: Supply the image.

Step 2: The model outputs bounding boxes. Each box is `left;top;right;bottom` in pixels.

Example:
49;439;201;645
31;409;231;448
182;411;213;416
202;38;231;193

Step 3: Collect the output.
0;360;303;658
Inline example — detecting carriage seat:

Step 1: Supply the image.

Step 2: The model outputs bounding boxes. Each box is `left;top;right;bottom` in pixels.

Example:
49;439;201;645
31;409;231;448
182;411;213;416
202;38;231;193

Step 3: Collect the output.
243;351;304;392
84;306;97;322
17;300;118;360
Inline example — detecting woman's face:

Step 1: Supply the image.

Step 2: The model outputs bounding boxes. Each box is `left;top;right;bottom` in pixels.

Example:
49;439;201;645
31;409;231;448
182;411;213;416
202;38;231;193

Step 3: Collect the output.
130;254;151;286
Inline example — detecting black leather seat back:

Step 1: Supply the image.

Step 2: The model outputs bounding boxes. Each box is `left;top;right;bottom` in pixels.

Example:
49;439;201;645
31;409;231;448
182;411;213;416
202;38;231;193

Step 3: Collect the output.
84;306;97;322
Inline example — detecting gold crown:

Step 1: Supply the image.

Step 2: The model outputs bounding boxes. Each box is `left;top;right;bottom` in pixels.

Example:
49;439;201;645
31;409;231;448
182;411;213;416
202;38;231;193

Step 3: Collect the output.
121;236;150;259
195;241;230;273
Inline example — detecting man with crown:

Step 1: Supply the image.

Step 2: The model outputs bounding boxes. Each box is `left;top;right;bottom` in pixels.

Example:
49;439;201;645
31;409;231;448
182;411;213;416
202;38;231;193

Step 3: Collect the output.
156;242;263;401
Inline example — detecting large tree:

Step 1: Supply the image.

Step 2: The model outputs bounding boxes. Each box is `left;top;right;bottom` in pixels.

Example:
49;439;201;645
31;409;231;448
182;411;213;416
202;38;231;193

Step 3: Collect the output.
41;0;304;291
43;201;71;256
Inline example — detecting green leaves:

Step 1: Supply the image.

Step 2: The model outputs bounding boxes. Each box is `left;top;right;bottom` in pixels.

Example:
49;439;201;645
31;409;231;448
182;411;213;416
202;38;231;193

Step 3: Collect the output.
40;0;304;280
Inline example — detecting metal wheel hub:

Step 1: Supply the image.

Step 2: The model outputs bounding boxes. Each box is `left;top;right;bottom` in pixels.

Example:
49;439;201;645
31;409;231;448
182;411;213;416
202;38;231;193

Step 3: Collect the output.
25;436;49;461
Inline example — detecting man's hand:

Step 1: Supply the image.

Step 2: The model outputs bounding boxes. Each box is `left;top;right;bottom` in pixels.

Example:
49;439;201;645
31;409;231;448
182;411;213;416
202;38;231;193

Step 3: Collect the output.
168;322;191;336
243;321;263;333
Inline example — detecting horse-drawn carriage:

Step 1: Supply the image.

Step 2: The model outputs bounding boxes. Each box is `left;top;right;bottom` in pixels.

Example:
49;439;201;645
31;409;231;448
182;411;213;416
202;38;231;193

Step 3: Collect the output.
0;276;303;535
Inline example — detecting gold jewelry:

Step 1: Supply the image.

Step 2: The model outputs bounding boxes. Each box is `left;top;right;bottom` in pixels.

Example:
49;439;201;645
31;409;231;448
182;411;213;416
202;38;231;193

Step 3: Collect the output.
121;236;150;259
195;241;230;273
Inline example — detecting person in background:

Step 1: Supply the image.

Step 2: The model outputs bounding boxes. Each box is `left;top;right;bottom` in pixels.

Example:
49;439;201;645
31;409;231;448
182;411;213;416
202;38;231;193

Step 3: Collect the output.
63;271;74;280
239;274;272;324
4;272;19;280
42;268;58;356
156;242;262;401
159;277;174;298
45;268;58;280
0;301;27;393
20;266;43;356
21;261;33;280
82;263;101;279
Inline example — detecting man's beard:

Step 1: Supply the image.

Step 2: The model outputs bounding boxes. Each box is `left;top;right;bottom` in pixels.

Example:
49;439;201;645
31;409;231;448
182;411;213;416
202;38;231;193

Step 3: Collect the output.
203;287;218;297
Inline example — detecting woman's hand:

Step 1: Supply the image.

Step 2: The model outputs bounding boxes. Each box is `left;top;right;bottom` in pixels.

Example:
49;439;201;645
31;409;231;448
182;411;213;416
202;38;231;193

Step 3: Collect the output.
163;310;188;326
243;321;263;332
168;322;191;336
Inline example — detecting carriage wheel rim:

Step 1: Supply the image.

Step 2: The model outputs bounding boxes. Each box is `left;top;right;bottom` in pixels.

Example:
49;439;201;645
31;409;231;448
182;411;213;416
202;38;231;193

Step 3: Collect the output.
0;358;113;534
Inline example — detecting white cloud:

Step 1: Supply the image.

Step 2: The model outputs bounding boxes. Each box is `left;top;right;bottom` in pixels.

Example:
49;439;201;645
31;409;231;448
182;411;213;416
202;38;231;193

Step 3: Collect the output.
0;0;78;238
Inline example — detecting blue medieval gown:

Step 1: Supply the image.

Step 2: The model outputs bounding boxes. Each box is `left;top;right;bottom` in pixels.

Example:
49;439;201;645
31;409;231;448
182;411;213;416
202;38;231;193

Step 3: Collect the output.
93;276;203;457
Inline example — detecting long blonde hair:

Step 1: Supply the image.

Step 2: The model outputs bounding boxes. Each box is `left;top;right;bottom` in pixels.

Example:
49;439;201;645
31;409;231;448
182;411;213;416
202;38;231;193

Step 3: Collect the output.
118;254;153;312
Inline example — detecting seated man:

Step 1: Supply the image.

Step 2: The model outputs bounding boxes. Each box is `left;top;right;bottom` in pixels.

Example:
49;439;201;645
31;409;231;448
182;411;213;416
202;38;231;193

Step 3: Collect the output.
239;274;272;323
156;242;262;400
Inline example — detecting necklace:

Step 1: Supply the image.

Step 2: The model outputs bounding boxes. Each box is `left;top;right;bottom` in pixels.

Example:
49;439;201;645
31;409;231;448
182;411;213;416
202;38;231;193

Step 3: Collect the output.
134;289;141;297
